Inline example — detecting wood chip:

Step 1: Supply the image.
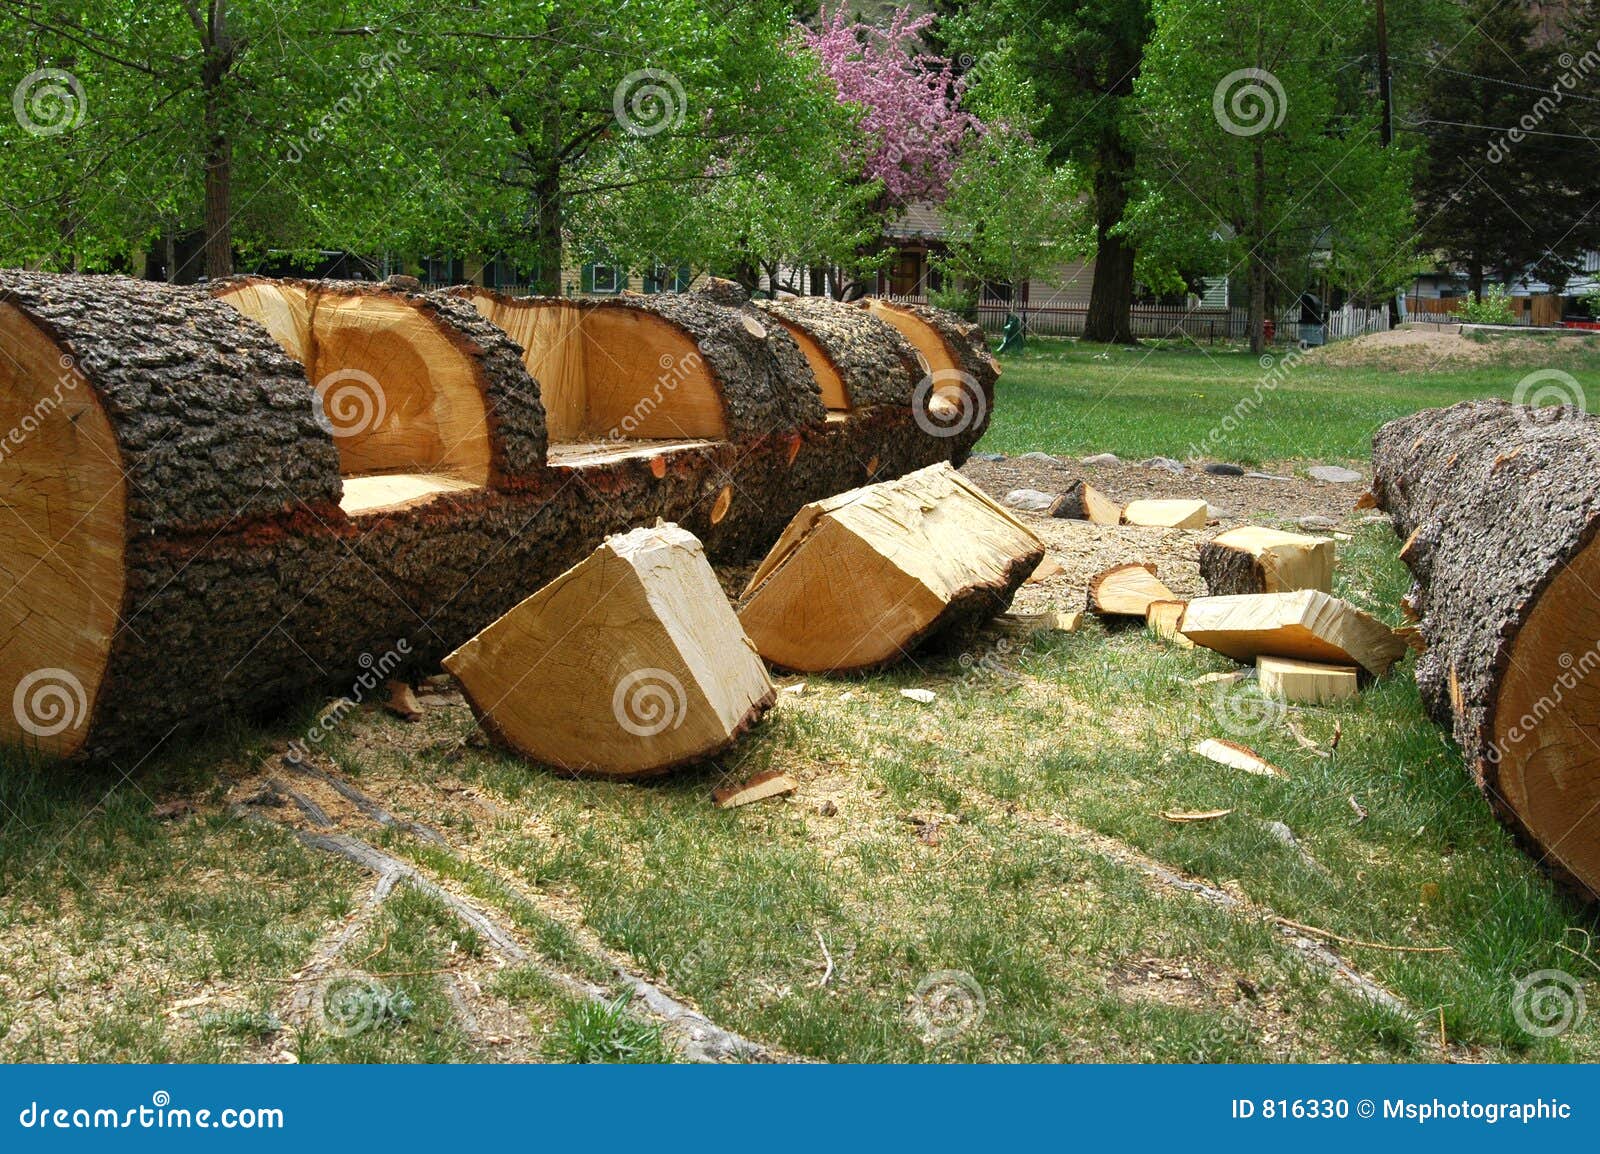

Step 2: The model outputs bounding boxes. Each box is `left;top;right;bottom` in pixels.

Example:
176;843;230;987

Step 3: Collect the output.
383;680;424;721
1192;737;1285;778
713;770;797;809
900;688;936;704
1026;555;1066;584
1161;808;1234;823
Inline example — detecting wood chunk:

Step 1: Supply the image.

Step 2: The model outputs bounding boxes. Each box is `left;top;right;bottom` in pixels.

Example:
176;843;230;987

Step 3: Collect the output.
1199;526;1334;596
1178;590;1407;678
738;463;1044;672
1146;599;1194;647
1088;563;1176;617
1050;479;1122;525
1026;555;1065;583
444;523;775;778
1192;737;1285;778
1258;656;1359;705
1161;808;1233;823
994;610;1081;635
713;770;797;809
1122;498;1209;529
384;680;424;721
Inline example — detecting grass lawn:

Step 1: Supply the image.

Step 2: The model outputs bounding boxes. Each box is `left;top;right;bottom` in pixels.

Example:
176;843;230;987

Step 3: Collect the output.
983;332;1600;464
2;333;1598;1063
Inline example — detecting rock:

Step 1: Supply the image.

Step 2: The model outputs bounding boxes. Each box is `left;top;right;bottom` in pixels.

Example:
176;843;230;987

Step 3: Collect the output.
1245;471;1293;482
1296;514;1339;531
972;452;1006;462
1203;462;1245;476
1017;451;1061;465
1003;488;1057;512
1080;452;1120;466
1307;464;1363;484
1139;456;1187;474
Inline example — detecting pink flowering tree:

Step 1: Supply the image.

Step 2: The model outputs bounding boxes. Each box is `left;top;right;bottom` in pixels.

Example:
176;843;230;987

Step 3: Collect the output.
802;5;981;207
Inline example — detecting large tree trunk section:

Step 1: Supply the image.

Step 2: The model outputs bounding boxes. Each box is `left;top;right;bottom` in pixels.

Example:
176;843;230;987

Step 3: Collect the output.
1200;527;1334;596
0;271;341;759
756;297;924;410
457;288;823;443
1;273;986;761
862;299;998;457
214;277;547;491
737;463;1043;672
444;524;774;778
1372;399;1600;899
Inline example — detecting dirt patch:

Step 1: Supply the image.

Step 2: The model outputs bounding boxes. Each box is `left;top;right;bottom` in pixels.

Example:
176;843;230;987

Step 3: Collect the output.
1306;323;1600;370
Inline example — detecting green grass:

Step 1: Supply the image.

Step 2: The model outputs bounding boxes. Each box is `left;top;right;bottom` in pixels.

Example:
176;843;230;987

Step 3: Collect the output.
2;335;1599;1062
982;334;1600;463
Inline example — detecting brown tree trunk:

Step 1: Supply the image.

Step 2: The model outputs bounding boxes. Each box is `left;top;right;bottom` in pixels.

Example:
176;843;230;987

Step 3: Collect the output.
1372;400;1600;901
1082;137;1136;345
1248;143;1268;354
531;162;563;296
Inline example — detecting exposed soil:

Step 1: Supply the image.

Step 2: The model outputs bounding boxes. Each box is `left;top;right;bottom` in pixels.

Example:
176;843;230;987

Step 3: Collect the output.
1306;323;1600;369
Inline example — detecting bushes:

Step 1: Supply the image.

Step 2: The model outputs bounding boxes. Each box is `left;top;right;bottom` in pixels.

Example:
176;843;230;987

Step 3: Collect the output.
1458;285;1517;325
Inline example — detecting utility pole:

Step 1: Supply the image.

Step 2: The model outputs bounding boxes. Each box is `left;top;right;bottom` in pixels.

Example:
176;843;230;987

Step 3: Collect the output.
1376;0;1393;146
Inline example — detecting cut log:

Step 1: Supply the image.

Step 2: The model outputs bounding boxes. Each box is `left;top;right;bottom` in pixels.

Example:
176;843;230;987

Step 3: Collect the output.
1199;526;1334;596
443;524;775;778
1178;590;1407;678
1122;498;1209;529
1145;600;1194;647
1257;656;1358;705
713;770;798;809
1371;399;1600;900
0;271;988;760
1088;564;1177;617
1050;479;1122;525
862;298;999;439
756;297;923;410
737;462;1044;672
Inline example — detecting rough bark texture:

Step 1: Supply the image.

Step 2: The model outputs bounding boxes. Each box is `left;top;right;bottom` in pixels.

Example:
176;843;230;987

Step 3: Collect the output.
755;297;923;408
1372;399;1600;897
217;276;549;481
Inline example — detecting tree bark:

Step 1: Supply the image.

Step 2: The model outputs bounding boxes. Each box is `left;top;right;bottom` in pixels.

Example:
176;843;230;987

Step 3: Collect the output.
1082;135;1136;345
1372;399;1600;900
1248;143;1268;354
757;297;925;408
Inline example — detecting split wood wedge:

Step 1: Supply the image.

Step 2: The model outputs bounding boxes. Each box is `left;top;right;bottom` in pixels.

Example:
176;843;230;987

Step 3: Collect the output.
444;524;774;778
1088;563;1176;617
738;462;1044;672
1179;590;1407;678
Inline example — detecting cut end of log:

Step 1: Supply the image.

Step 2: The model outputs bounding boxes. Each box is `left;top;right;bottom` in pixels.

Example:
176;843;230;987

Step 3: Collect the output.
1088;563;1176;617
444;523;774;778
738;462;1043;672
1050;479;1122;525
1146;599;1194;647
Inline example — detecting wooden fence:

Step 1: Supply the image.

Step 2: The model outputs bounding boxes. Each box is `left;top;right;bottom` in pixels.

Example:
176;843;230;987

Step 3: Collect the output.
970;300;1390;345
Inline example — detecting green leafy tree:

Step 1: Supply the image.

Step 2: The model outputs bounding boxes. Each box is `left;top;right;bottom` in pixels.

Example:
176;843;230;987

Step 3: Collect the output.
1128;0;1415;351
